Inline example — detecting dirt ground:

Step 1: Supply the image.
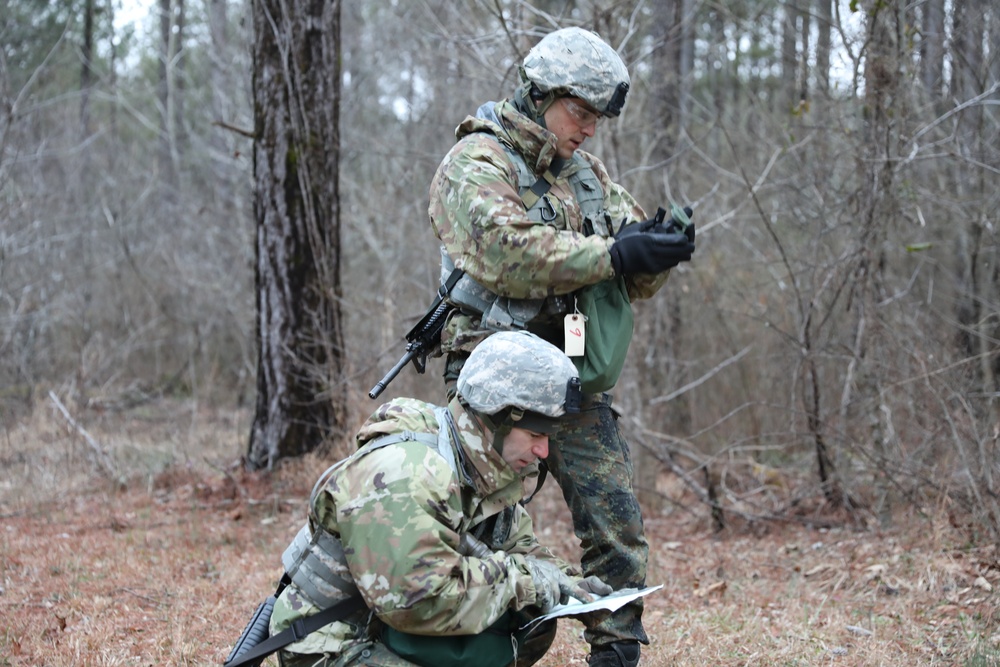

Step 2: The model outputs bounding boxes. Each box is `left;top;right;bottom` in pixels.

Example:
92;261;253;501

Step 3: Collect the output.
1;403;998;666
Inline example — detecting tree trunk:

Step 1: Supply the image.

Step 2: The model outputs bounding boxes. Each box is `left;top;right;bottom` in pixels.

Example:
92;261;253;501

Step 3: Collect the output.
652;0;693;146
815;0;832;97
951;0;987;366
781;0;799;113
678;0;693;124
157;0;176;190
207;0;231;193
854;0;905;528
951;0;999;486
248;0;346;470
173;0;186;154
920;0;945;104
80;0;94;138
797;0;810;105
653;0;681;141
636;0;696;512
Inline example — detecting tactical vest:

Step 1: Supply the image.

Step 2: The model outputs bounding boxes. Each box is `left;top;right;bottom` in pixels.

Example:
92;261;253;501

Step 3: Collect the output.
279;406;511;609
441;135;611;330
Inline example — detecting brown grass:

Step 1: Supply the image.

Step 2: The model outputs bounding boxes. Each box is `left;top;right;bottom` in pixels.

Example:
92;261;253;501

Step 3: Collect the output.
1;401;998;666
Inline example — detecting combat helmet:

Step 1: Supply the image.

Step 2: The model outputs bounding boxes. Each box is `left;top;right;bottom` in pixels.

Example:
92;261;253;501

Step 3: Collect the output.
457;331;582;444
515;26;631;125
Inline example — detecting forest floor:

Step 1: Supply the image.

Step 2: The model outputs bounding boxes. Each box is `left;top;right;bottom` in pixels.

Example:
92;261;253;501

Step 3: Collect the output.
1;401;999;666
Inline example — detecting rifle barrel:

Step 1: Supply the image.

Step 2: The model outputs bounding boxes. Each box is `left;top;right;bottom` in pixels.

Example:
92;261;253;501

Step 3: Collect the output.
368;348;418;399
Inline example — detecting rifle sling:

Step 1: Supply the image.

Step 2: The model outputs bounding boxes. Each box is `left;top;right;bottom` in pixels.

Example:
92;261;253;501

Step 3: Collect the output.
223;593;367;667
440;265;464;298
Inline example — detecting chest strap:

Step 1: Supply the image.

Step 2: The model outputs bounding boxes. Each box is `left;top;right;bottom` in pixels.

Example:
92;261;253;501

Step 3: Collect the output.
519;156;565;210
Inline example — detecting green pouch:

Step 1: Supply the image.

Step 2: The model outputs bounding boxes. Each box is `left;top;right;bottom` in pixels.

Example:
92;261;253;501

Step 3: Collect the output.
381;610;532;667
573;276;634;394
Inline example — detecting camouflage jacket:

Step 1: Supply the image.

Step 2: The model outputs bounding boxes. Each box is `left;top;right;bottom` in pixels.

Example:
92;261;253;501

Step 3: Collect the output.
269;396;570;656
429;99;671;353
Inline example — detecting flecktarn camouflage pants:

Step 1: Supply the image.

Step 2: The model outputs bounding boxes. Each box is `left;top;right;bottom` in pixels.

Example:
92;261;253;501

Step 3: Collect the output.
445;353;649;649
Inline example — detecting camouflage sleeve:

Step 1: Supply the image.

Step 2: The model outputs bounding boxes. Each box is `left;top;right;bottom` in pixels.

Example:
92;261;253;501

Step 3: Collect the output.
582;152;672;301
332;443;540;636
429;135;616;300
500;501;581;576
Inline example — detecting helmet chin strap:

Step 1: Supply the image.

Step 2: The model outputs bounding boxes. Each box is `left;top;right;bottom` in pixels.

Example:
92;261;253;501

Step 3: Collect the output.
462;400;513;455
480;408;514;456
513;81;557;129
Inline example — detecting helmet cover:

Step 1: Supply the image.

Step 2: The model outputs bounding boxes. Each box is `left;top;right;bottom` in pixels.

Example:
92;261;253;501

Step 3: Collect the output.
457;331;580;421
521;27;631;116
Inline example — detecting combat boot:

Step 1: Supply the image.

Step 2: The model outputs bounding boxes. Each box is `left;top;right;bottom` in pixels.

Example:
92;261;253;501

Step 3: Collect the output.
588;641;641;667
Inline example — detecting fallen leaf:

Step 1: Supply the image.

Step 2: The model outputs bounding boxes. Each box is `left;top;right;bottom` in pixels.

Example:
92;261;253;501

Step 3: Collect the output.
973;576;993;592
694;581;727;597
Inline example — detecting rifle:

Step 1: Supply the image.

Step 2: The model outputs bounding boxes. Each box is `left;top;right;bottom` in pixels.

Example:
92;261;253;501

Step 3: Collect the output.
368;269;464;400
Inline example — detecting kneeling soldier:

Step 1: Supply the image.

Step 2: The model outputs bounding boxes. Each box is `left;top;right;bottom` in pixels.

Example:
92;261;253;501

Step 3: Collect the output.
241;331;611;667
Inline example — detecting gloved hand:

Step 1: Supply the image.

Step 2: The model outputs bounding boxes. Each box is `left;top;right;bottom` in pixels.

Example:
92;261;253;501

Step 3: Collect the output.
609;232;694;275
576;575;613;598
615;206;695;243
525;558;565;612
526;559;613;612
660;206;695;245
612;217;658;241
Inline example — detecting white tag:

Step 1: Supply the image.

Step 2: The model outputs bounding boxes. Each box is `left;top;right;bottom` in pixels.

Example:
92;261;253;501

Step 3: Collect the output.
564;314;586;357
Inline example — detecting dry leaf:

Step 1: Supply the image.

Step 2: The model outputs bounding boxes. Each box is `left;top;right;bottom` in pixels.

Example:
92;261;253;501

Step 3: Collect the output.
973;576;993;592
864;563;887;580
804;564;832;577
694;581;727;597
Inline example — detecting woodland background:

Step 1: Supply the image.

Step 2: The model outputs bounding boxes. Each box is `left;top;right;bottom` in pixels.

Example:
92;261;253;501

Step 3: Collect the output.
2;0;999;551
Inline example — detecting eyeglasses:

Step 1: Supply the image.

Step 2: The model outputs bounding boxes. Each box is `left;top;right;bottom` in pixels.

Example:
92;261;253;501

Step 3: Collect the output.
561;98;604;128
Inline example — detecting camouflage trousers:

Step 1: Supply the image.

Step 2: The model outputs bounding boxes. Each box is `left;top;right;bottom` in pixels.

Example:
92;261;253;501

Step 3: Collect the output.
277;620;557;667
445;354;650;649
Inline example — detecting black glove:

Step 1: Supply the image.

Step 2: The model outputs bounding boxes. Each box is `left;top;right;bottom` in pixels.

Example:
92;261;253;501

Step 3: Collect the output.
609;232;694;275
612;216;658;241
657;206;695;243
617;206;695;243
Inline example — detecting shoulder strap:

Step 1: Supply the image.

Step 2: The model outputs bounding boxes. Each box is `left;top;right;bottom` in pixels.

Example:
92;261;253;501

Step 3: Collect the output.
222;595;367;667
474;129;565;212
365;430;439;451
519;156;565;210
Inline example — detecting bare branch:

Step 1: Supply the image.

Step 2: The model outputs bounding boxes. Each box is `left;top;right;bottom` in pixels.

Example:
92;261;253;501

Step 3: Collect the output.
47;391;117;479
650;346;752;405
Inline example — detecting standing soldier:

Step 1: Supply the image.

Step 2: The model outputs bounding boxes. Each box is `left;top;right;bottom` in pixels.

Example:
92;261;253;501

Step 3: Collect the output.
428;26;696;667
